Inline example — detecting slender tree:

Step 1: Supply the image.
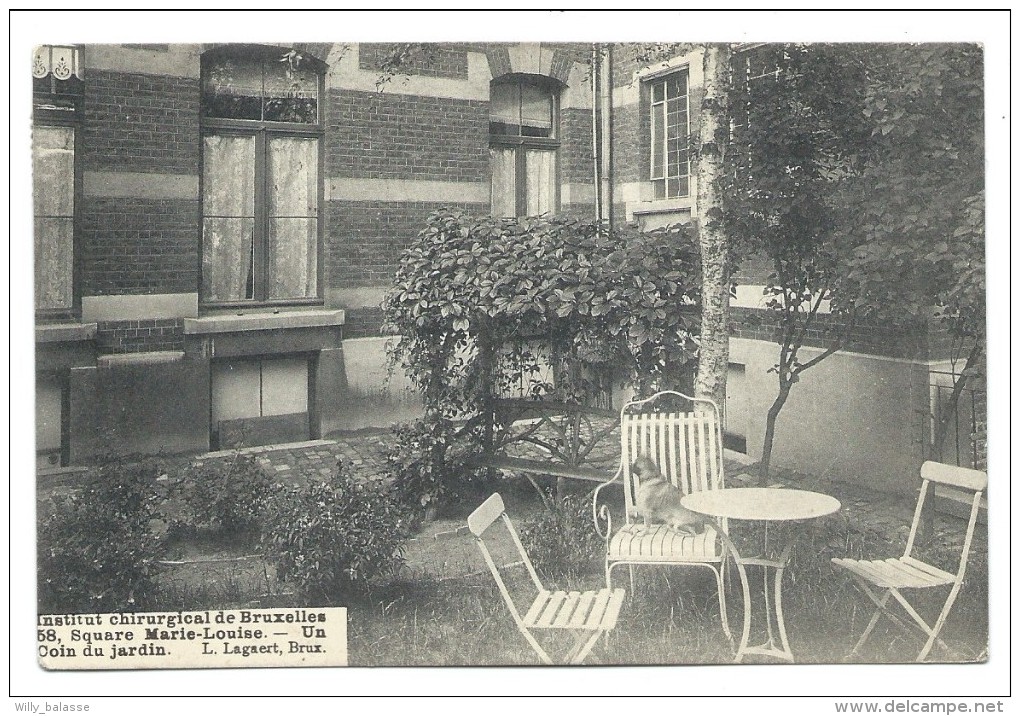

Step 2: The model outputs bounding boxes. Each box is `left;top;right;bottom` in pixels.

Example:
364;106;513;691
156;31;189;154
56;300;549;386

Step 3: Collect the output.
719;44;870;482
694;43;734;414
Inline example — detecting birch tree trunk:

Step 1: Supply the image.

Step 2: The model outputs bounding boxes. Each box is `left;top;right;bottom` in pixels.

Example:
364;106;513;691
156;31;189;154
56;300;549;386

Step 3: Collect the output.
694;43;732;418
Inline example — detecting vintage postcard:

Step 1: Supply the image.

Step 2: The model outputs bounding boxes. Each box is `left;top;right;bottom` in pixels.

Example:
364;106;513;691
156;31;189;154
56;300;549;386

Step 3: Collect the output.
11;8;1009;705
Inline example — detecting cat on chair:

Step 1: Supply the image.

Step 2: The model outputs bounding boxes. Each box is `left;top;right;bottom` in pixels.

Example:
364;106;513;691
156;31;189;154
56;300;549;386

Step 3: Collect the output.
632;455;709;535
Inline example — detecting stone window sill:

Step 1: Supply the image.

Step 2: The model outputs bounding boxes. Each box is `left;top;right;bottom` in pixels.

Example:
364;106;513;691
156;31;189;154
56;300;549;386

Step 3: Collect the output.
98;351;185;367
35;322;98;343
184;309;346;335
631;197;695;216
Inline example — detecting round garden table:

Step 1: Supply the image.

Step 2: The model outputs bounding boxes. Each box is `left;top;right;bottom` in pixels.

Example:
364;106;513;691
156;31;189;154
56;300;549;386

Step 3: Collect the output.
682;487;841;663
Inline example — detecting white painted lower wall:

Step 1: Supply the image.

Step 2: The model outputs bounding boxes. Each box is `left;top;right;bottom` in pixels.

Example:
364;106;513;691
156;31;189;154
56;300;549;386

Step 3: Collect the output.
323;337;422;434
728;337;930;495
324;331;931;494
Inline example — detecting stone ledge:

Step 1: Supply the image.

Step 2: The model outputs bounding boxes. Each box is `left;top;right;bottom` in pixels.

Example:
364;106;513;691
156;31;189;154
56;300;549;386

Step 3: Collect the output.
97;351;185;367
184;310;345;335
630;197;695;216
197;439;338;460
35;322;98;343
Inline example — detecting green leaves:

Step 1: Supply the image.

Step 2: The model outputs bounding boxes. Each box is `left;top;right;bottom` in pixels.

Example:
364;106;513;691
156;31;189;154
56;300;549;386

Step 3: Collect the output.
384;211;702;418
261;461;407;604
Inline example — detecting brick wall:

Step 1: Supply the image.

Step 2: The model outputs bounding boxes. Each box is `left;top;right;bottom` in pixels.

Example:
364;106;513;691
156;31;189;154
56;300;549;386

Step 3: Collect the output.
613;103;643;185
96;319;185;353
82;198;199;295
561;108;594;184
732;256;774;285
343;307;388;339
730;307;931;360
326;200;486;290
326;89;489;182
83;70;200;175
611;43;700;86
358;44;468;79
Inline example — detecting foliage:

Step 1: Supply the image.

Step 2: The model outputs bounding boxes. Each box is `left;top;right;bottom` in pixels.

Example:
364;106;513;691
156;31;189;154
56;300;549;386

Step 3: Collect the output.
38;458;168;613
260;460;408;604
836;44;986;462
518;494;603;581
364;42;442;90
385;418;487;519
717;44;871;480
837;44;985;348
174;454;273;536
384;211;701;421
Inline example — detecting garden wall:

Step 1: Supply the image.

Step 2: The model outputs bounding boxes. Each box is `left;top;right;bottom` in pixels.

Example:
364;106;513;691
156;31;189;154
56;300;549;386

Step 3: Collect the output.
728;337;930;496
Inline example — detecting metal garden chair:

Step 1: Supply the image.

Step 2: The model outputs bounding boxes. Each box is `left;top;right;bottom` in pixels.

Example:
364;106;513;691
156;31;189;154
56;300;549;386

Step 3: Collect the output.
592;390;731;641
467;492;626;665
832;461;987;662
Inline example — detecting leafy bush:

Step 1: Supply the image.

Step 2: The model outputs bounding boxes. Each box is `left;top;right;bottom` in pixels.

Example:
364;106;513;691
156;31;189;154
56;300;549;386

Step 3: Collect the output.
261;460;408;604
383;211;701;420
518;495;603;581
38;458;168;613
174;454;272;536
385;418;488;519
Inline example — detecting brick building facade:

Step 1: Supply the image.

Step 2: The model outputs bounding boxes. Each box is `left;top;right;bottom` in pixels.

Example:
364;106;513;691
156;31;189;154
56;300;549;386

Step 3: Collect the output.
34;41;967;494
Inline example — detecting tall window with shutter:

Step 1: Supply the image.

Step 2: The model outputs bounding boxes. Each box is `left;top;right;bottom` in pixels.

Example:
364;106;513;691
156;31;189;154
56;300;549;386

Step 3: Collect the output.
33;45;83;318
489;76;559;217
200;46;324;306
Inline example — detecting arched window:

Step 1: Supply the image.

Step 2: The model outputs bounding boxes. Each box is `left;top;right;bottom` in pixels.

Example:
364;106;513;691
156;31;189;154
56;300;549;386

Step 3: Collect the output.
200;46;324;305
489;76;559;217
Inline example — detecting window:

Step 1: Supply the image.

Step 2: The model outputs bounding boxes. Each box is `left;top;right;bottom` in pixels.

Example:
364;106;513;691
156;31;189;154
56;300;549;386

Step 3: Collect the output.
33;45;82;316
37;371;69;468
489;76;559;217
648;69;691;199
211;355;313;449
200;47;324;305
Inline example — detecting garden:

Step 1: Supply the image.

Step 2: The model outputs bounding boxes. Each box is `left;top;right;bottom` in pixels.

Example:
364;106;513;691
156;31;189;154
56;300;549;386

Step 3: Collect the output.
35;436;989;666
36;208;988;666
36;42;987;667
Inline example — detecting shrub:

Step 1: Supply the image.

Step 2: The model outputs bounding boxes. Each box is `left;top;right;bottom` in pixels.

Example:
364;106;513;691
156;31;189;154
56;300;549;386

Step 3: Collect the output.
175;454;272;536
518;495;603;582
261;460;408;604
37;458;168;613
386;418;487;519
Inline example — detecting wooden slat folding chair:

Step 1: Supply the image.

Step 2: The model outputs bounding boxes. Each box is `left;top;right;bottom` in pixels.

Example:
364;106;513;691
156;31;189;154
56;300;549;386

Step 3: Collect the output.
592;391;731;641
468;493;626;665
832;461;987;662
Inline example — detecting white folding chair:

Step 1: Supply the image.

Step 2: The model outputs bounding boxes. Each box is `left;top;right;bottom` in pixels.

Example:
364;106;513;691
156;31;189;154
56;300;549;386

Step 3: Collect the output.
832;461;987;661
592;390;731;641
468;493;626;665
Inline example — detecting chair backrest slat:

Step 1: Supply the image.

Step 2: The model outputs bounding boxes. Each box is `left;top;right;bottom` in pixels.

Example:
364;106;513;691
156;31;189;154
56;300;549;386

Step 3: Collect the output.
905;462;987;578
468;492;506;537
920;460;988;492
619;391;725;521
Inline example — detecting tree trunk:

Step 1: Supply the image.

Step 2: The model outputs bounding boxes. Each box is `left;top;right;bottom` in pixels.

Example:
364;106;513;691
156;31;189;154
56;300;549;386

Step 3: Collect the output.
931;341;983;462
694;43;732;419
759;381;793;485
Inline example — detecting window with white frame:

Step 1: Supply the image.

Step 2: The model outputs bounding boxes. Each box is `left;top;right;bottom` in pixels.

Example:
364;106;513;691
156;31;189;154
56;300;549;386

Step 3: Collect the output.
648;69;691;200
200;47;324;305
489;76;559;217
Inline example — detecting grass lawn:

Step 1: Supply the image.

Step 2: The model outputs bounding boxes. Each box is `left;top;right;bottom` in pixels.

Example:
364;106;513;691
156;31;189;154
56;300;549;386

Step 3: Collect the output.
148;479;989;667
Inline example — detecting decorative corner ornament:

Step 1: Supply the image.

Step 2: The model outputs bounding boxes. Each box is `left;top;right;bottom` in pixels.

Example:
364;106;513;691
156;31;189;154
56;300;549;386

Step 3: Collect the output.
33;45;84;81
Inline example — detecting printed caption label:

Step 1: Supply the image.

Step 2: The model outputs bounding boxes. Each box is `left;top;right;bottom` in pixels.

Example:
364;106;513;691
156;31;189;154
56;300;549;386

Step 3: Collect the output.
38;608;348;669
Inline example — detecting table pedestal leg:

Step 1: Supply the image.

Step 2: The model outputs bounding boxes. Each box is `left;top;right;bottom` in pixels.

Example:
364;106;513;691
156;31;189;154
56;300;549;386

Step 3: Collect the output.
716;529;796;663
